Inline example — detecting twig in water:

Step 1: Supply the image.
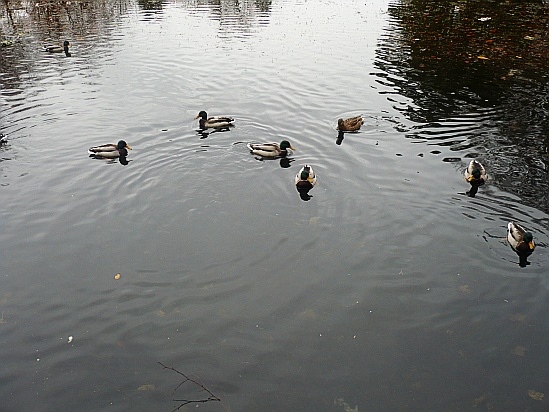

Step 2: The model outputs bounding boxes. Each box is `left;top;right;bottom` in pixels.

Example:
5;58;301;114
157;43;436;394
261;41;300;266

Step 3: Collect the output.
158;362;221;411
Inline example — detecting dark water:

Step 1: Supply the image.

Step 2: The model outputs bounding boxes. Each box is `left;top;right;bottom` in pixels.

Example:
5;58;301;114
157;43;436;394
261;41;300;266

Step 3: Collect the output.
1;0;548;411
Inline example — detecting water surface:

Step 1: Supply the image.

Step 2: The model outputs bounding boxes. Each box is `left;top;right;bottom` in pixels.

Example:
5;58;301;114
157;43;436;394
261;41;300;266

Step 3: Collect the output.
1;0;548;411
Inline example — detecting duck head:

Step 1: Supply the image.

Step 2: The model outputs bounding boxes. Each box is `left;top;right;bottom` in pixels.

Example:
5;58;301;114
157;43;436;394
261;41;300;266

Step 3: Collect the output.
280;140;295;151
195;111;208;120
523;232;535;250
117;140;132;150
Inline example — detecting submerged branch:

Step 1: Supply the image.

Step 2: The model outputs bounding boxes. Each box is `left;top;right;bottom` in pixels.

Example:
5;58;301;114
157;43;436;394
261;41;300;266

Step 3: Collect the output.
158;362;221;411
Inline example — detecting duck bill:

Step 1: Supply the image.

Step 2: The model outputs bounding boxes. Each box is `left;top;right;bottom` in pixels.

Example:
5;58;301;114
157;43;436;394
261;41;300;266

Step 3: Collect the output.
528;241;534;250
290;145;295;150
466;176;474;182
194;114;200;119
126;145;132;150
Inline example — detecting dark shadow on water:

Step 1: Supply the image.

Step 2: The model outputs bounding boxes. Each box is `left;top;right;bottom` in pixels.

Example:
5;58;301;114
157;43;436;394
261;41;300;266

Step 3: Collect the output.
196;127;231;139
249;155;294;169
279;157;293;168
517;254;531;268
296;186;313;201
336;131;344;145
465;181;485;198
89;154;131;166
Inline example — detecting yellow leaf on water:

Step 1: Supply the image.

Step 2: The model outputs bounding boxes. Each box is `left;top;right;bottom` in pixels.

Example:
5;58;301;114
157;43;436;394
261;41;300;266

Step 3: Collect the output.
477;56;490;60
528;390;544;401
511;346;526;356
509;314;526;322
114;273;121;280
459;284;470;293
472;393;488;407
137;384;155;391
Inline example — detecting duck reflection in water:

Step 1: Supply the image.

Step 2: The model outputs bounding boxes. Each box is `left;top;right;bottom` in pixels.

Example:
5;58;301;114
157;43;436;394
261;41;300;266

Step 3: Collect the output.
336;130;345;145
279;157;294;168
118;156;130;165
196;127;231;139
464;159;487;197
507;221;535;267
295;164;317;201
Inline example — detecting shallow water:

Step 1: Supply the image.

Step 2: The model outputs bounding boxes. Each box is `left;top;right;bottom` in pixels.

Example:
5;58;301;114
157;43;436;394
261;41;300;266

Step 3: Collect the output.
1;0;548;411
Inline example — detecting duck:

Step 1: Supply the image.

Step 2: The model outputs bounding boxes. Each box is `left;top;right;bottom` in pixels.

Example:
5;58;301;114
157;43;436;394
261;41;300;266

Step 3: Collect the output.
194;111;234;129
337;116;363;132
0;133;6;144
295;165;317;191
507;221;535;255
44;40;71;54
464;159;487;185
247;140;295;158
88;140;132;158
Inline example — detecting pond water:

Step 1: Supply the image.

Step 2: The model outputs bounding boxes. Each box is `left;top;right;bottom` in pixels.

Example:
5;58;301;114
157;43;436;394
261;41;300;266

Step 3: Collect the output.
1;0;548;411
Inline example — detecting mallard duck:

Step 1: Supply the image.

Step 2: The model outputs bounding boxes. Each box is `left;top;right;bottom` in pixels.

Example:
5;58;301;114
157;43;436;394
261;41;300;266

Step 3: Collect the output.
337;116;363;132
464;159;487;185
44;40;71;54
88;140;132;158
195;111;234;129
295;165;317;191
247;140;295;158
508;222;535;255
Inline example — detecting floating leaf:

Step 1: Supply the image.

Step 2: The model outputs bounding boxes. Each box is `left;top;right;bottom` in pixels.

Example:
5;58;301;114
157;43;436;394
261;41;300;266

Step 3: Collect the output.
477;56;490;60
509;314;526;322
528;390;544;401
114;273;121;280
335;398;359;412
472;393;488;407
137;384;155;391
511;346;526;356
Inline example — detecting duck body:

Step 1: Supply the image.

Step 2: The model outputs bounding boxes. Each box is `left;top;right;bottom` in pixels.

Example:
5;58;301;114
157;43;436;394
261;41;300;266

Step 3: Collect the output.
507;221;535;255
247;140;295;158
295;165;317;191
464;159;487;186
44;40;71;54
88;140;132;159
337;116;363;132
195;111;234;129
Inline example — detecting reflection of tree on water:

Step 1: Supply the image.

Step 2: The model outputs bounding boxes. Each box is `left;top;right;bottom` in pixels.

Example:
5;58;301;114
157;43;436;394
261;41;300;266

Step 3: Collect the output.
0;0;132;104
377;0;549;213
184;0;272;37
138;0;163;11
